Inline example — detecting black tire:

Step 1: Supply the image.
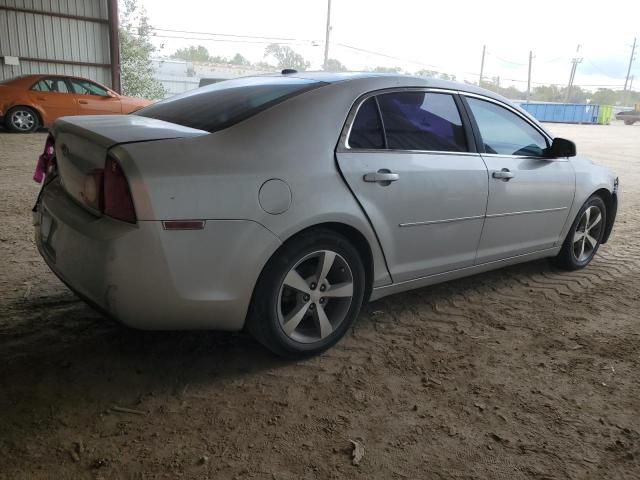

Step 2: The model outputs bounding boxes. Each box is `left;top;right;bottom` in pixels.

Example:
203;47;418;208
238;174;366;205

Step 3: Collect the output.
247;229;366;358
624;120;635;125
553;195;606;271
5;106;40;133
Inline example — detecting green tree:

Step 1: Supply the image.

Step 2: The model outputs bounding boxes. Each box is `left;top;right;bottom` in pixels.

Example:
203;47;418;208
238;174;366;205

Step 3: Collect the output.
118;0;165;99
264;44;310;71
371;66;403;73
230;53;250;66
171;45;211;62
324;58;348;72
415;69;456;81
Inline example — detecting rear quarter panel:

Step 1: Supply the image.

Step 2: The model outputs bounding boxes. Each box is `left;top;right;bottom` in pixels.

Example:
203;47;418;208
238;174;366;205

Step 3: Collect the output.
112;79;404;288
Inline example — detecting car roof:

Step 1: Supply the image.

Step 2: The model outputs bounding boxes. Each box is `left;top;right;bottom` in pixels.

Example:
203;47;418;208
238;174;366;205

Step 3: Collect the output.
267;71;499;98
267;71;549;136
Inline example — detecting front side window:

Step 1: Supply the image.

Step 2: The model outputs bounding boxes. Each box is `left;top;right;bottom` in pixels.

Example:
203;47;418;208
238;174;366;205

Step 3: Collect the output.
31;77;70;93
376;92;468;152
69;79;108;96
348;97;385;149
466;97;547;156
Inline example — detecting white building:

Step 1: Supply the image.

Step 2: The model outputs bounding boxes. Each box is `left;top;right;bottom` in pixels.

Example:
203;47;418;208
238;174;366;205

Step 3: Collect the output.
152;58;274;98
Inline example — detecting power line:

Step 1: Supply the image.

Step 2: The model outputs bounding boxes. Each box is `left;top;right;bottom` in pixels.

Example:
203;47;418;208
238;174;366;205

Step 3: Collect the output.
149;27;320;43
490;54;527;66
335;43;442;69
131;31;312;47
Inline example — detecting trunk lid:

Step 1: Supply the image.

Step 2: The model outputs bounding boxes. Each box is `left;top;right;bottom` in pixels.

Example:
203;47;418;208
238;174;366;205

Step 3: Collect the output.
50;115;208;215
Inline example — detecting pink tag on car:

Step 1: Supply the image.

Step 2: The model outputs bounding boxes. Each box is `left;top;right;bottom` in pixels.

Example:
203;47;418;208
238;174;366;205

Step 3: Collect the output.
33;135;55;183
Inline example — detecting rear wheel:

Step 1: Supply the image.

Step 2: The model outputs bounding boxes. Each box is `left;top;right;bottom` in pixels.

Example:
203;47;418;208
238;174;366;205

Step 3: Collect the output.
624;120;635;125
247;229;366;358
553;195;606;270
6;106;39;133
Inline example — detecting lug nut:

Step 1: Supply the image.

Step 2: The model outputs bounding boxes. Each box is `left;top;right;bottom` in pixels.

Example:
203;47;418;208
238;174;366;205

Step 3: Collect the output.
309;303;316;310
319;298;325;304
319;284;326;292
310;282;317;290
303;294;310;301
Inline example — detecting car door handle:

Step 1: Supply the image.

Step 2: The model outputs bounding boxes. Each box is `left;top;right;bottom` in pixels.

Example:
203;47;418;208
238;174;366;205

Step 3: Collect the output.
492;169;515;181
78;100;88;104
363;170;399;184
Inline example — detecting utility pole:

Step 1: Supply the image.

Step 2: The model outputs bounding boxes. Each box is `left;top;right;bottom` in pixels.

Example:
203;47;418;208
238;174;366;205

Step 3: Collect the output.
526;50;533;103
565;45;582;103
479;45;486;86
323;0;332;69
623;37;637;92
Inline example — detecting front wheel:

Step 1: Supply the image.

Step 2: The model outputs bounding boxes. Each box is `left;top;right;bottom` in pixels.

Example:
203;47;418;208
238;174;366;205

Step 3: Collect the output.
247;230;366;358
553;195;606;270
624;120;636;125
5;106;39;133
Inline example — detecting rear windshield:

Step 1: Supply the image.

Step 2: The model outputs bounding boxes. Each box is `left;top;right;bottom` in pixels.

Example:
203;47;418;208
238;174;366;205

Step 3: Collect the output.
134;76;325;133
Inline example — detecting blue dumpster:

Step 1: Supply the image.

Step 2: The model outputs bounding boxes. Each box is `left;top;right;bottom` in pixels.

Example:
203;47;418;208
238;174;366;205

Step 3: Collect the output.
520;103;601;124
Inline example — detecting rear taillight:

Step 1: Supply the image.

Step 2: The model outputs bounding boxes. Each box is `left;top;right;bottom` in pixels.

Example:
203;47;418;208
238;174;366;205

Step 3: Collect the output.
103;156;136;224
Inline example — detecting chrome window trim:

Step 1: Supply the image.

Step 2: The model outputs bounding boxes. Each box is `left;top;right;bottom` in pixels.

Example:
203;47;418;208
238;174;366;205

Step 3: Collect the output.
342;149;482;157
338;87;471;154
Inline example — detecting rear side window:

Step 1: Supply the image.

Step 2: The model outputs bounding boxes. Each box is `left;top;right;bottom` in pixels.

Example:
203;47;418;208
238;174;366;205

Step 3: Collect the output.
348;97;385;149
31;77;70;93
377;92;468;152
466;97;548;156
135;76;325;133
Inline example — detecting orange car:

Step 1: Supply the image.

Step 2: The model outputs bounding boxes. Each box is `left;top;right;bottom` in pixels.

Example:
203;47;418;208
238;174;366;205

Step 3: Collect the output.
0;74;152;133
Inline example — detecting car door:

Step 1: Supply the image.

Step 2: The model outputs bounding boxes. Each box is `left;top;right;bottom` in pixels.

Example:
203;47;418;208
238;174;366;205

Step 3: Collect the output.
27;77;78;121
462;95;575;264
68;78;122;115
336;89;489;283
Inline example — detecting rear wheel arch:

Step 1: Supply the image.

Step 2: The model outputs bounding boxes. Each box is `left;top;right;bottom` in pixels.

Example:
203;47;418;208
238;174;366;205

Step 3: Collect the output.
275;222;374;302
5;105;42;132
246;223;370;356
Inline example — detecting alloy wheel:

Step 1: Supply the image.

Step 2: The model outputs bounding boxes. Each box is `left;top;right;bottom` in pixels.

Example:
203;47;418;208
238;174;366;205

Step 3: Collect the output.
11;110;36;131
277;250;354;344
572;205;603;262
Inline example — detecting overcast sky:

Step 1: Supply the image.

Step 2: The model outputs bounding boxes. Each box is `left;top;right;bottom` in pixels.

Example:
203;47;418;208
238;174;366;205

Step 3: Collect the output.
142;0;640;91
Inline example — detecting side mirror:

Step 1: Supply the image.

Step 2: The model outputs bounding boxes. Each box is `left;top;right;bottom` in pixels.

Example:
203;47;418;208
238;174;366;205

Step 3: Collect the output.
105;90;117;98
546;137;576;158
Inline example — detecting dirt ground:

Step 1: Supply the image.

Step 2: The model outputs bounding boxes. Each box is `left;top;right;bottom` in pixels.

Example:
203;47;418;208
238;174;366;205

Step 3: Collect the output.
0;122;639;480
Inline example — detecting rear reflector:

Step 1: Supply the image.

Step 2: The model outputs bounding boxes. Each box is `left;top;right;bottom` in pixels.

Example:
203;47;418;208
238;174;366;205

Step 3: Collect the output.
162;220;206;230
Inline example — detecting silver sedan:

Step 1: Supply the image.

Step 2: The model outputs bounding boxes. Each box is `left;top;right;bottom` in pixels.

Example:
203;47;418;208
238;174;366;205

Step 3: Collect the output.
33;72;618;357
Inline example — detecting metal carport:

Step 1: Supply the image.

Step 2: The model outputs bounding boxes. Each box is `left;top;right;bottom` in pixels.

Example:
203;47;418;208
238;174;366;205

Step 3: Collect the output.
0;0;120;92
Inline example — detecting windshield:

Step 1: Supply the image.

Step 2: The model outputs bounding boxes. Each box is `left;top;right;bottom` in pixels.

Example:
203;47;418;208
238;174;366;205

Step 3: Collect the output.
134;76;325;133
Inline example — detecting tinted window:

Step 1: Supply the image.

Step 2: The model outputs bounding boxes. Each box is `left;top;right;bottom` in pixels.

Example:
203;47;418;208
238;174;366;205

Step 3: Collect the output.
135;76;325;133
348;97;385;149
69;79;108;96
377;92;468;152
466;97;547;156
32;78;70;93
